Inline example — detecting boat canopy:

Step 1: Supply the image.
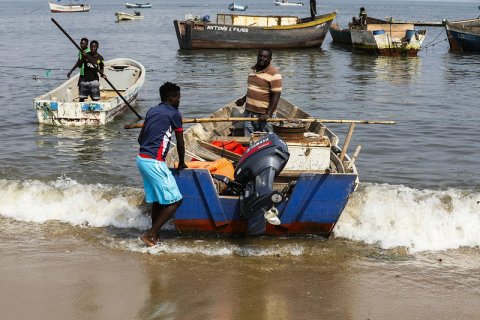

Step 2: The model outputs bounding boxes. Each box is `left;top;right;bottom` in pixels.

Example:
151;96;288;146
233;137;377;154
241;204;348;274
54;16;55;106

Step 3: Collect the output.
216;13;298;27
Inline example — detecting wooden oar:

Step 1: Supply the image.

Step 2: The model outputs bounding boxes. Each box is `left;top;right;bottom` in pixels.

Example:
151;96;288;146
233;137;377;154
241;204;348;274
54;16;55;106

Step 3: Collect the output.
124;117;396;129
51;18;143;121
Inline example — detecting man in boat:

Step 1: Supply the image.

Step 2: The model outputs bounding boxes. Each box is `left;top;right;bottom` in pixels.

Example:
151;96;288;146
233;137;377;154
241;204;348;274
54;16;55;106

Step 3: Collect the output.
66;37;89;82
78;40;106;102
235;49;282;136
359;7;368;25
137;82;188;247
310;0;317;20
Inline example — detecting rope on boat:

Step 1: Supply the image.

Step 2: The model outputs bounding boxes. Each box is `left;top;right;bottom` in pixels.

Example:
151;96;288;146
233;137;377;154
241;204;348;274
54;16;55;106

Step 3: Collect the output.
423;29;449;49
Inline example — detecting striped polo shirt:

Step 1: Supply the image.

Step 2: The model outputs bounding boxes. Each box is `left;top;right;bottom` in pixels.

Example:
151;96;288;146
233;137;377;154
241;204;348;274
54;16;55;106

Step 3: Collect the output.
245;64;282;114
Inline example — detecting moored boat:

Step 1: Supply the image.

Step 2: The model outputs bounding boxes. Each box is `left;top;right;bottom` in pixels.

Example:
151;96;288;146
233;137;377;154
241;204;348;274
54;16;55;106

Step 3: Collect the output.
33;58;145;126
124;2;151;8
274;0;304;7
228;3;248;11
115;11;144;21
350;17;427;56
444;17;480;53
49;2;90;13
329;23;352;45
163;97;360;237
173;12;335;49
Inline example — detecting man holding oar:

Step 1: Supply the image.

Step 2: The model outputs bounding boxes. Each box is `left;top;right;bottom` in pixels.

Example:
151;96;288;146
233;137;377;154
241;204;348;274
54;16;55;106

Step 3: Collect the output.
235;49;282;136
137;82;188;247
79;40;106;102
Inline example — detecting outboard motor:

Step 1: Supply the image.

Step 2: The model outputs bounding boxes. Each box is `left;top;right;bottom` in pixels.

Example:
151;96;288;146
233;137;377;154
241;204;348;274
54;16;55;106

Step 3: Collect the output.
212;133;289;234
235;133;289;234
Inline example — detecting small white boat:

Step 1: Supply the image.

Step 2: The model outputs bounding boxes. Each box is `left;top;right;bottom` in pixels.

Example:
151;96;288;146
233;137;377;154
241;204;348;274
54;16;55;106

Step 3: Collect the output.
228;3;248;11
115;11;144;21
125;2;151;8
33;58;145;126
49;2;90;13
274;0;304;7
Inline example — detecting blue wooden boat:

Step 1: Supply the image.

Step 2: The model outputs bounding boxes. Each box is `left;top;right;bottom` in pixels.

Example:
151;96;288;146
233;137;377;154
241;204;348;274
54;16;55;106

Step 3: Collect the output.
228;3;248;11
164;97;360;237
444;17;480;53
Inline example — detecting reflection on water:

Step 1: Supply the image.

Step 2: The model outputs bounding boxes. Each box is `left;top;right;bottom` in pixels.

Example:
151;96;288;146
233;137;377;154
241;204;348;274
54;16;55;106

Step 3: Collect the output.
372;56;421;85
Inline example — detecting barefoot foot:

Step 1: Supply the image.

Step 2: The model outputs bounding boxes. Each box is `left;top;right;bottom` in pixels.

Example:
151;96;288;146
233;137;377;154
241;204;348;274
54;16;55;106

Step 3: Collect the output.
141;234;157;247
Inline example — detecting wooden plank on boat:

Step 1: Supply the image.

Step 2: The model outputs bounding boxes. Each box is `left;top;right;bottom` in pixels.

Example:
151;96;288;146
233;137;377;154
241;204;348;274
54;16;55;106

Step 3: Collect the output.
197;140;242;161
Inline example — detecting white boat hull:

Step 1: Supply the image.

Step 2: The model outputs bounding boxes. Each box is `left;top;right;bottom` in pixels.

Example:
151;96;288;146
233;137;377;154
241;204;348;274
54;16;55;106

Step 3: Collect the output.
49;2;90;13
33;58;145;126
274;1;304;6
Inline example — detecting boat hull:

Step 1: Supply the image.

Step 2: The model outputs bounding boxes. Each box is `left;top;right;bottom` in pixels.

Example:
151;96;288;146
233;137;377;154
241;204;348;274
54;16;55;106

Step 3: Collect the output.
115;12;144;21
445;18;480;53
125;2;151;8
351;25;426;57
160;97;359;237
329;24;352;45
49;2;90;13
33;58;145;126
171;168;357;237
174;12;335;49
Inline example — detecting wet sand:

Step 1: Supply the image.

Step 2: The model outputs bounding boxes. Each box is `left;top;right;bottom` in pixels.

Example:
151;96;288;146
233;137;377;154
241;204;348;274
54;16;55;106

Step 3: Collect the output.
1;225;479;320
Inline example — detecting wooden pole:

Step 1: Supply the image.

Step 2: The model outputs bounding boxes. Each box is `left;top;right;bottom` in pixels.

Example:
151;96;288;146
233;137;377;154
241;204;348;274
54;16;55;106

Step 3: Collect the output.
339;123;355;161
124;117;395;129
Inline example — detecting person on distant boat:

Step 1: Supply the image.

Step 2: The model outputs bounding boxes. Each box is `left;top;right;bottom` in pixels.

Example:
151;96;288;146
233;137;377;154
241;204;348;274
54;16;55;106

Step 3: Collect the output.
359;7;368;25
66;37;90;83
235;49;282;136
78;40;106;102
310;0;317;20
137;82;188;247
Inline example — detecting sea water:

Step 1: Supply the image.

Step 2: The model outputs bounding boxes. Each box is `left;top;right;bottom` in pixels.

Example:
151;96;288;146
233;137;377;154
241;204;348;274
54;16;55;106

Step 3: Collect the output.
0;0;479;319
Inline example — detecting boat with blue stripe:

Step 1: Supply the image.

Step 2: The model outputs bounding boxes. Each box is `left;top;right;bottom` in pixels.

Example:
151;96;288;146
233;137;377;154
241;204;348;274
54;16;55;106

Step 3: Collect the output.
444;17;480;53
164;97;361;237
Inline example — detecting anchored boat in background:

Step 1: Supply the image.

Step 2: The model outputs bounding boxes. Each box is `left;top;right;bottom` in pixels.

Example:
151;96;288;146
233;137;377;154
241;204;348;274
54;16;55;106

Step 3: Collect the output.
163;97;361;237
228;3;248;11
173;12;335;49
49;1;90;13
124;2;151;9
274;0;304;7
115;11;144;21
33;58;145;126
444;17;480;53
349;17;427;56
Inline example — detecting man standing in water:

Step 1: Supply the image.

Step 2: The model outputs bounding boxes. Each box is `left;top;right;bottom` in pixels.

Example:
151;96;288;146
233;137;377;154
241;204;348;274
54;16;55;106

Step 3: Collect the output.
79;40;105;102
137;82;188;247
235;49;283;136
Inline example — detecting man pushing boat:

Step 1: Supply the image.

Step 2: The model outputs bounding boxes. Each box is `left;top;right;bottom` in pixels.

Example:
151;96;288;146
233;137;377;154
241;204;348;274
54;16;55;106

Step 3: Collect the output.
137;82;188;247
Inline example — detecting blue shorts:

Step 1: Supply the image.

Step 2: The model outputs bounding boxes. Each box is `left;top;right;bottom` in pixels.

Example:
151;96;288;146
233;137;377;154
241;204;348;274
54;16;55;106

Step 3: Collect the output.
136;156;183;205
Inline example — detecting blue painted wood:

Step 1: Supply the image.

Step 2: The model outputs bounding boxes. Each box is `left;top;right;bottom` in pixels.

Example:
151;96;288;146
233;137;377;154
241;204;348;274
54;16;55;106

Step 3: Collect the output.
173;169;228;227
280;173;357;224
448;29;480;52
172;169;357;234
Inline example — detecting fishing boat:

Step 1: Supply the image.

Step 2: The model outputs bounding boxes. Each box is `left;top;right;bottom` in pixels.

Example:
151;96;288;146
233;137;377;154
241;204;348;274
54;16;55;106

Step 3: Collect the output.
173;12;335;49
124;2;151;8
115;11;144;21
228;3;248;11
329;23;352;45
162;97;361;237
274;0;304;7
33;58;145;126
349;17;427;56
49;1;90;13
444;17;480;53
